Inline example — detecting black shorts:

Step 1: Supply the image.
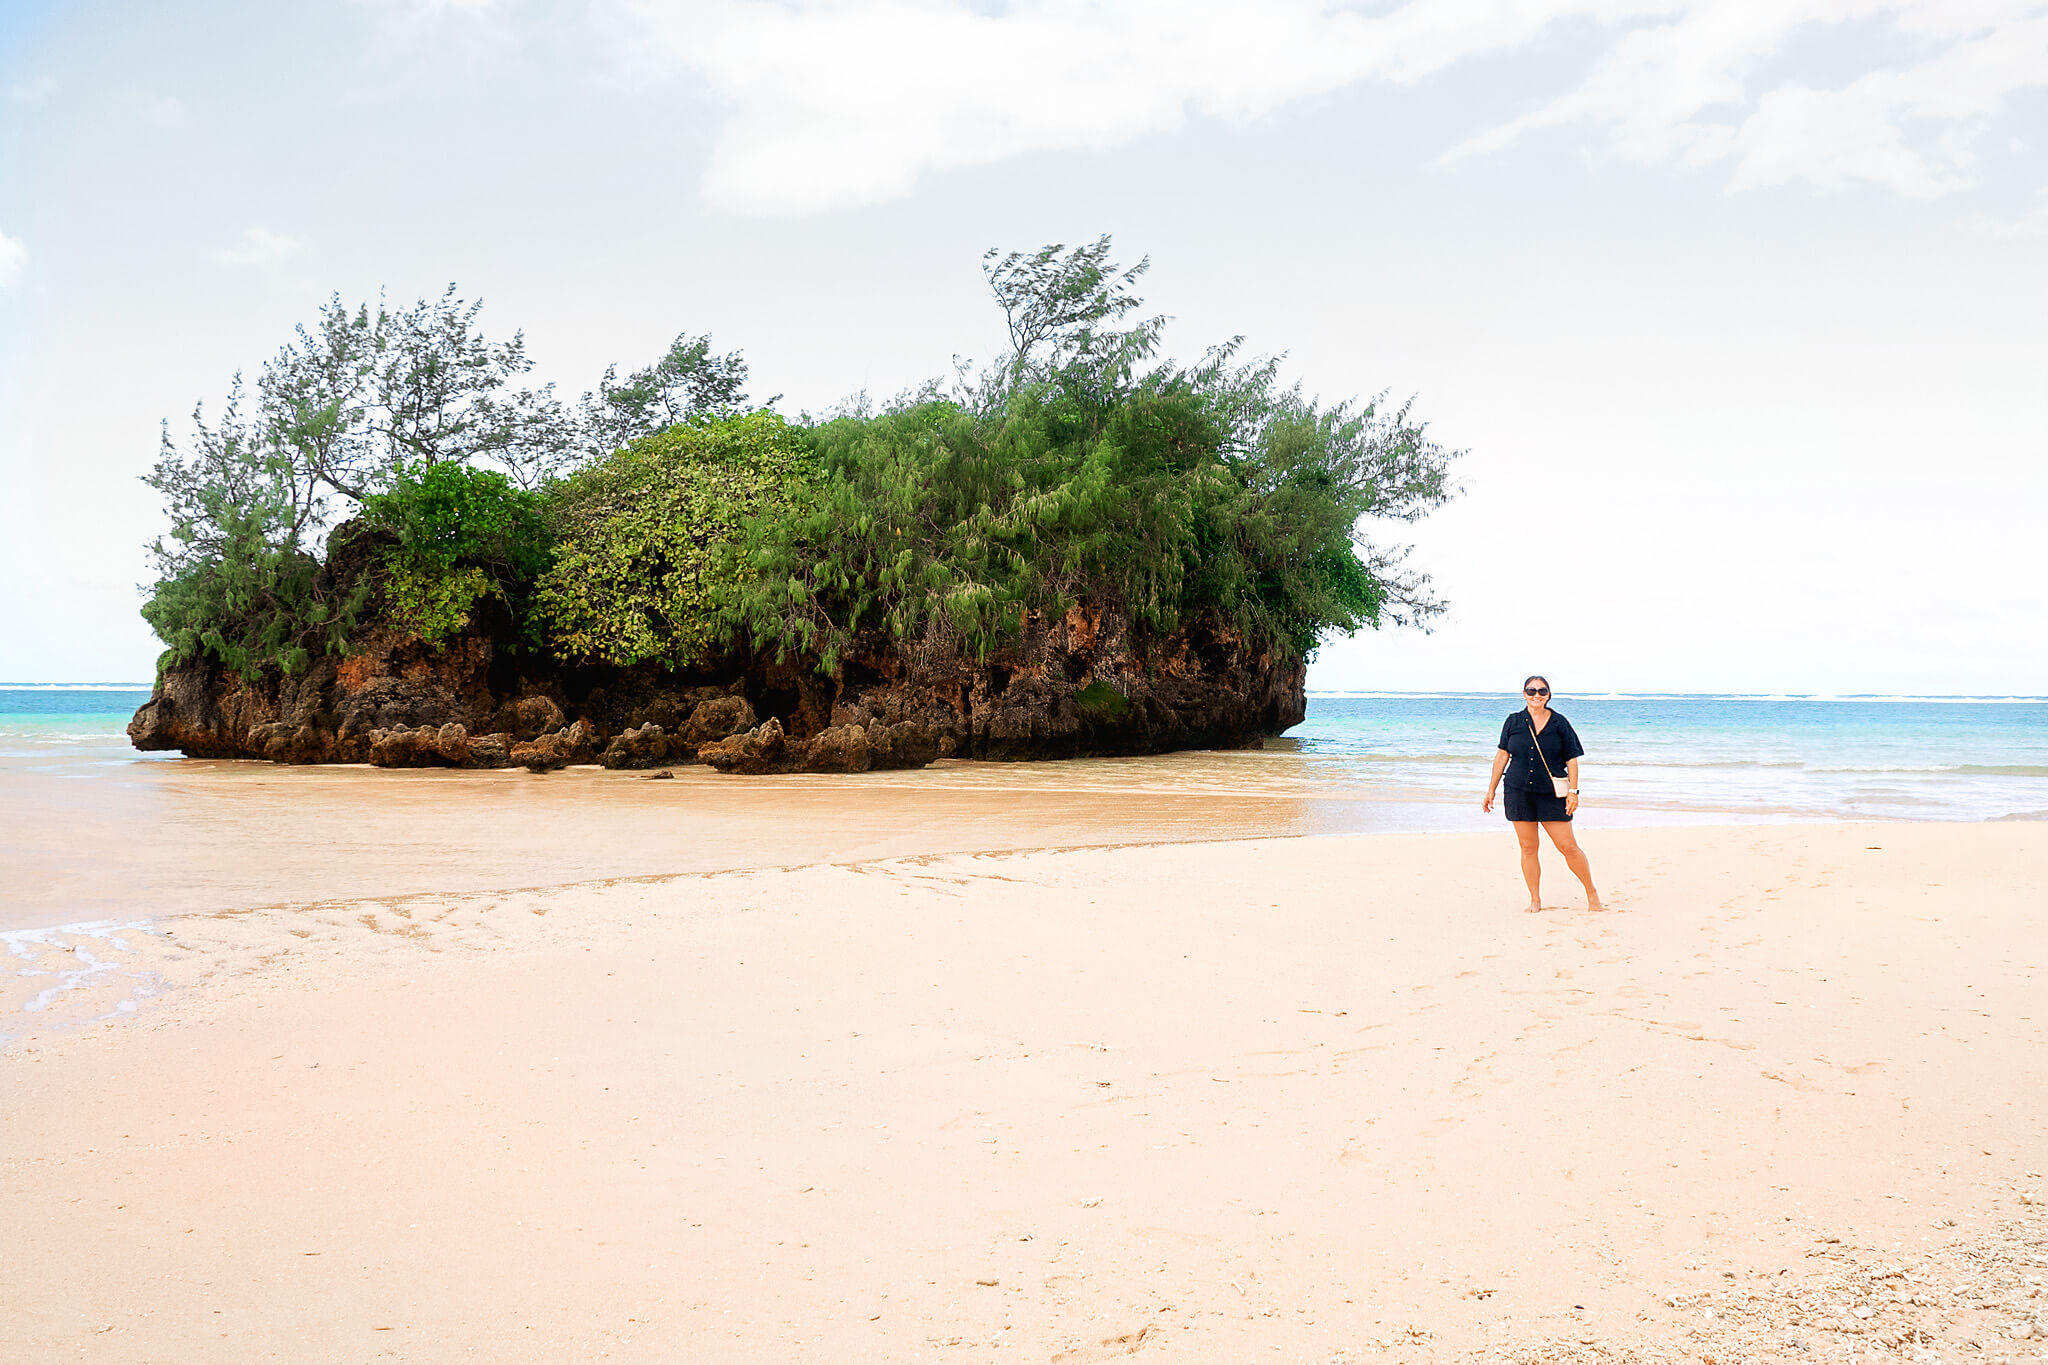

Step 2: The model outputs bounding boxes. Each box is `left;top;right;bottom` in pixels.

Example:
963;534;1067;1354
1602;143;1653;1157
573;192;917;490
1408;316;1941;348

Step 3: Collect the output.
1504;786;1571;823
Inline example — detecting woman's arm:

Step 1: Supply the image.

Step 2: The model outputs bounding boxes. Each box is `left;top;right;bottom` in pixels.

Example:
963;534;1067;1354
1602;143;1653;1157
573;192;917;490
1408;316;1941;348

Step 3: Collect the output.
1484;749;1509;812
1566;756;1581;816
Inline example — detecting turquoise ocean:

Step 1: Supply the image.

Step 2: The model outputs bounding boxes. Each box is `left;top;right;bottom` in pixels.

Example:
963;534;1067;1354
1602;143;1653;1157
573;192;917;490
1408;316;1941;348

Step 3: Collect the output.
4;684;2046;825
1284;691;2048;823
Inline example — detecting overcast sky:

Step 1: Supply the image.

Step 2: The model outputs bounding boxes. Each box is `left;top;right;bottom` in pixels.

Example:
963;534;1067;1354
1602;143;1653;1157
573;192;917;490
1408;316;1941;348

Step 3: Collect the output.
2;0;2044;695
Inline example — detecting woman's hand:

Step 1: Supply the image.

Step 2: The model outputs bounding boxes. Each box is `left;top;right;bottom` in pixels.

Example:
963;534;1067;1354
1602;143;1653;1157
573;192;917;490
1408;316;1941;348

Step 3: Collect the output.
1566;792;1580;816
1482;788;1495;814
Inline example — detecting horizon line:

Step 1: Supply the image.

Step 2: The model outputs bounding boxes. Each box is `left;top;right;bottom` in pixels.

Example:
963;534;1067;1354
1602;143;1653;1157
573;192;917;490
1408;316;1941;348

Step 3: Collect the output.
6;682;2046;704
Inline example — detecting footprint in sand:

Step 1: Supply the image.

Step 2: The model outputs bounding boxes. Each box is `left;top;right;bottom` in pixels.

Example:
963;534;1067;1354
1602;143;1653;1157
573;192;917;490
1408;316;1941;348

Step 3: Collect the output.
1052;1324;1157;1363
1762;1070;1824;1092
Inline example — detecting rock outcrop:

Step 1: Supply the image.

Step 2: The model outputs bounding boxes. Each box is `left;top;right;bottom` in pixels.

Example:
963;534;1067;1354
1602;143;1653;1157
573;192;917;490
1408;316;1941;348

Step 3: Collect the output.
129;603;1305;774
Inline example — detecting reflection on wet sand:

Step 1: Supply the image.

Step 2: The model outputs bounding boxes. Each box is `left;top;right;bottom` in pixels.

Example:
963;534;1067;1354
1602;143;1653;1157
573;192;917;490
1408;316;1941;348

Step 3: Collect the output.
0;749;1497;933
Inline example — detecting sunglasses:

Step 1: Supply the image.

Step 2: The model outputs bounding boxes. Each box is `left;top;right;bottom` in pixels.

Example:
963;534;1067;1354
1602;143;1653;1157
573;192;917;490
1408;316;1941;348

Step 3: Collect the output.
1524;687;1550;696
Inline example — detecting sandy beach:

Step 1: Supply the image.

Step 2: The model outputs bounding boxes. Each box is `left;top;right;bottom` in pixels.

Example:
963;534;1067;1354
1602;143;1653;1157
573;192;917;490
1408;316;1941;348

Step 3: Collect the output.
4;785;2043;1364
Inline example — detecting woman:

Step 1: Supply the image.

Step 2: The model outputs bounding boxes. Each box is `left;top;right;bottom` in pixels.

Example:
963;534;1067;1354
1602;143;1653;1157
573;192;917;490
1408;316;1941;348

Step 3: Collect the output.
1482;676;1604;913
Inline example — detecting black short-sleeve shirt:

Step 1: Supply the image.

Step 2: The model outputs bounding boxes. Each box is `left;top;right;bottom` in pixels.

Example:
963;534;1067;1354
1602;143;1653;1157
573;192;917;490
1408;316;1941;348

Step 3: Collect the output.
1497;710;1584;792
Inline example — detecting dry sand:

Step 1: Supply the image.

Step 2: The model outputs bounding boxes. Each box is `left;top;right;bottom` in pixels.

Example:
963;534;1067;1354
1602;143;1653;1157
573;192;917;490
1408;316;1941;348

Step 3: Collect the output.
4;811;2044;1364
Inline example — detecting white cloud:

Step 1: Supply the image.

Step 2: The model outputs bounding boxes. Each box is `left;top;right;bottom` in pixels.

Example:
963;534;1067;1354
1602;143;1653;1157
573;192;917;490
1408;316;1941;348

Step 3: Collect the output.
8;76;58;104
205;227;312;269
607;0;1550;213
0;230;25;287
1452;1;2048;198
602;0;2048;213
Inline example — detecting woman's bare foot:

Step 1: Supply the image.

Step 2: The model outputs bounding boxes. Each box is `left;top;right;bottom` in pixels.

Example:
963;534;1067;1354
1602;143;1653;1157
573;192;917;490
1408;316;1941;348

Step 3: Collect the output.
1524;899;1545;914
1586;892;1606;912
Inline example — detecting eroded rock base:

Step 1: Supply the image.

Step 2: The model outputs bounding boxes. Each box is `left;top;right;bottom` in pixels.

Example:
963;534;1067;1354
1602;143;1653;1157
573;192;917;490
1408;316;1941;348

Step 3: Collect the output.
129;609;1304;774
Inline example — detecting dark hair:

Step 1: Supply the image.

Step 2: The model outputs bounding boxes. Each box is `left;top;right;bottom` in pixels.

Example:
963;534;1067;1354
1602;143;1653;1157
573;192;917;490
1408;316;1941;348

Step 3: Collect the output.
1523;675;1551;693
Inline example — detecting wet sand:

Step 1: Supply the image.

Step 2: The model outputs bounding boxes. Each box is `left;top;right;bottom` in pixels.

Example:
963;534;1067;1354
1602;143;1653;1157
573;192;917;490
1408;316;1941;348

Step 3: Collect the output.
0;752;1510;934
0;747;1761;935
4;803;2043;1363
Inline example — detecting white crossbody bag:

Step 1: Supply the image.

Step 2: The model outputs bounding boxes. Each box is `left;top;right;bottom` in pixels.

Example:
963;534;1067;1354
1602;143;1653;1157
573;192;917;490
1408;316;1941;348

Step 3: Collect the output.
1529;715;1571;799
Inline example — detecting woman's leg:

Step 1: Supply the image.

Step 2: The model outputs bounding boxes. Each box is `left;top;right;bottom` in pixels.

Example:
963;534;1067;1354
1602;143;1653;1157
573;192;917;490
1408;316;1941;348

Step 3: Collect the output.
1541;821;1604;910
1513;821;1543;911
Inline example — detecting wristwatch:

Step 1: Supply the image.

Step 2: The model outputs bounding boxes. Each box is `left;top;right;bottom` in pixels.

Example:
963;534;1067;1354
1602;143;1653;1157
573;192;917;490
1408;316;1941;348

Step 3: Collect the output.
1568;789;1579;795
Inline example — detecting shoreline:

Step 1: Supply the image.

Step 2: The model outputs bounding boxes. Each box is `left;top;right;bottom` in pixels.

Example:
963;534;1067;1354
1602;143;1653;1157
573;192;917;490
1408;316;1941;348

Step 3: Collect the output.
4;820;2043;1361
0;747;1863;939
0;790;2023;1030
0;786;1930;991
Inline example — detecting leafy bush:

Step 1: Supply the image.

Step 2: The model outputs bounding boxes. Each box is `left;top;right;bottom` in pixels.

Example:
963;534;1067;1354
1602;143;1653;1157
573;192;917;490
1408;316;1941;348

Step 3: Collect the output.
374;561;492;645
360;462;552;645
533;412;810;669
140;290;743;674
728;242;1457;671
142;384;365;678
141;535;357;681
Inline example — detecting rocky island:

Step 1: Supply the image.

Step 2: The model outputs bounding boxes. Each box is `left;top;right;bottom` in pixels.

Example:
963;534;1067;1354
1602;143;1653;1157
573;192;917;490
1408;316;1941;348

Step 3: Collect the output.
130;564;1307;774
129;241;1455;773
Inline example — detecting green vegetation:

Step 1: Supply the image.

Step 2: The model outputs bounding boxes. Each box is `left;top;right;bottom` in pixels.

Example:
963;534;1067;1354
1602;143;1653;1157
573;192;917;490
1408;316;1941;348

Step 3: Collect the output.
728;241;1454;670
142;289;748;675
142;382;366;679
141;240;1457;682
359;463;552;646
533;413;808;669
1075;680;1133;724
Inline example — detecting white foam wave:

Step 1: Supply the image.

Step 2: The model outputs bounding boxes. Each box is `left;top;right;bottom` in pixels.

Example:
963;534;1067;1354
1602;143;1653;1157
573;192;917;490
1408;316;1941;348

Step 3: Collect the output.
1305;691;1501;700
2;920;164;1036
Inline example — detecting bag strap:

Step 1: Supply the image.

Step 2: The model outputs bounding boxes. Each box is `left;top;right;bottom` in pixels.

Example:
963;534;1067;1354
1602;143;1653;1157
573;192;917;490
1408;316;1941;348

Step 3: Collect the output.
1528;713;1560;781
